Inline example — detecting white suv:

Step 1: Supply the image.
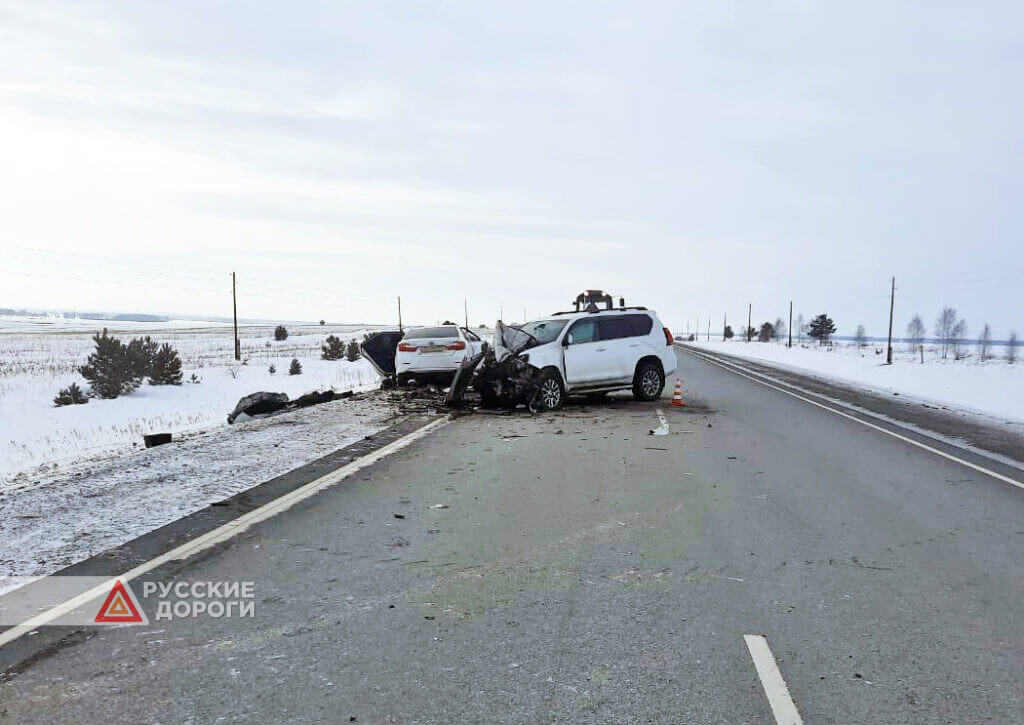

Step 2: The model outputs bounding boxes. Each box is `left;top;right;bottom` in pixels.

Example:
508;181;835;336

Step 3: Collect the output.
504;308;677;409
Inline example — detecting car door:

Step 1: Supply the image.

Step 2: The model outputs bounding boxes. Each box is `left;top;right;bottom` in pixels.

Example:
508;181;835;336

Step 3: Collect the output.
562;319;610;385
596;316;637;382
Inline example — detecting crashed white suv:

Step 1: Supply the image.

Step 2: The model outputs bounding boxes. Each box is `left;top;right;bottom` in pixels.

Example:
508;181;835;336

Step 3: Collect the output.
506;308;677;409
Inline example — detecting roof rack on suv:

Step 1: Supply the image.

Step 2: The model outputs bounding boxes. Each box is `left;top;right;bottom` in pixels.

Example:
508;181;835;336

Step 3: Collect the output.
550;306;649;316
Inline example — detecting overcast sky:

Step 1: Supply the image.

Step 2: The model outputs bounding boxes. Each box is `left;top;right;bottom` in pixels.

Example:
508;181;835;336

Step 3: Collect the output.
1;1;1021;336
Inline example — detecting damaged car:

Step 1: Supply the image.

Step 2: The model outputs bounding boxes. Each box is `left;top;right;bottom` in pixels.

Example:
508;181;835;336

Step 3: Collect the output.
360;325;487;387
448;295;678;411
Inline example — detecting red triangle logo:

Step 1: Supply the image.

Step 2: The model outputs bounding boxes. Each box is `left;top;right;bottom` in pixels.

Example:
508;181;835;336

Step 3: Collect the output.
94;579;147;624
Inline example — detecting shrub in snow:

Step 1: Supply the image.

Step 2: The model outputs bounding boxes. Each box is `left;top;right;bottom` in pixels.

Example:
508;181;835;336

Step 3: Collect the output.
274;325;289;341
188;372;201;384
1008;332;1018;364
268;364;277;374
345;339;361;361
723;325;734;340
321;335;345;360
149;343;183;385
127;336;159;379
758;322;774;342
289;358;302;375
79;329;141;398
53;382;89;406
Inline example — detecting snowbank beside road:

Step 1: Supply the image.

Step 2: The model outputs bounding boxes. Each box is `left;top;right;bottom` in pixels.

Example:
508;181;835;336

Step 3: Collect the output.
686;339;1024;425
0;392;395;592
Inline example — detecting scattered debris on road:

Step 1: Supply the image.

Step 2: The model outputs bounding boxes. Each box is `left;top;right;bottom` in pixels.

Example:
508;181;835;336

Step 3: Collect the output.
143;432;172;448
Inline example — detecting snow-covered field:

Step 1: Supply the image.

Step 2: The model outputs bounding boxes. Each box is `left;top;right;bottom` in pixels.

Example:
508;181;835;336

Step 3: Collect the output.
0;392;397;593
687;338;1024;425
0;316;388;483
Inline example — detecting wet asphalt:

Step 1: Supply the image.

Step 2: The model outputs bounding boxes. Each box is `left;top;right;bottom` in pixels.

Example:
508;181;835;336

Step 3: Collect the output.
2;347;1023;723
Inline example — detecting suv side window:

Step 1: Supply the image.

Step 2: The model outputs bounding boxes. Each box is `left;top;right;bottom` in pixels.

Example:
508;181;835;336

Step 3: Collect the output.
627;314;653;336
567;319;598;344
597;316;633;341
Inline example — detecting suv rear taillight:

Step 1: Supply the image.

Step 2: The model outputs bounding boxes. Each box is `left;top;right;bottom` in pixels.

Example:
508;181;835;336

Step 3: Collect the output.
398;342;418;352
663;327;673;346
446;341;466;350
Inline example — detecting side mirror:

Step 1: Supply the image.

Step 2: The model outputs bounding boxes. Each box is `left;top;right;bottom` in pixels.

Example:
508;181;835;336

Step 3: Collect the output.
563;334;573;346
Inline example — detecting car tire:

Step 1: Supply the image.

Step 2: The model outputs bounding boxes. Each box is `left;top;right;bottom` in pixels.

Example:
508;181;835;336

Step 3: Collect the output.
533;369;565;411
632;361;664;402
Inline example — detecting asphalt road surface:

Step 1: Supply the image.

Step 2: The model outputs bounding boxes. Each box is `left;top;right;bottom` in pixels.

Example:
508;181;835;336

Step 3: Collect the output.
2;347;1023;723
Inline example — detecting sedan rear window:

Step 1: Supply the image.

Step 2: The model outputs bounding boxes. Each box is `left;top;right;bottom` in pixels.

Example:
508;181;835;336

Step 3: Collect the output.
404;326;459;339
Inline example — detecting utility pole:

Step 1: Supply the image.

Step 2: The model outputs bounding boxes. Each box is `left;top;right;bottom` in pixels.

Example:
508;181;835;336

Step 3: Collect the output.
695;314;699;342
499;302;503;322
747;303;752;342
232;272;240;361
886;276;895;364
788;301;793;348
723;312;727;341
397;296;403;333
464;298;468;329
707;317;710;341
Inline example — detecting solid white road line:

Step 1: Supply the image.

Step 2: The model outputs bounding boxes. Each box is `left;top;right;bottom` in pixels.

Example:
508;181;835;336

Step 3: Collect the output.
682;346;1024;492
744;634;804;725
0;416;451;650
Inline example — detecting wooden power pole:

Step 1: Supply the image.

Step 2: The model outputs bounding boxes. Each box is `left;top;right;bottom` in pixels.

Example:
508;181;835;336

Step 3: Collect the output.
887;277;895;364
232;272;240;361
747;303;752;342
464;298;468;329
788;301;793;348
397;296;403;333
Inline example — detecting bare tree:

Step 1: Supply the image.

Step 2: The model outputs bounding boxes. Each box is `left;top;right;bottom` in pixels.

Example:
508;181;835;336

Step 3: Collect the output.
854;324;867;348
935;307;958;359
952;318;967;360
773;317;786;342
1008;331;1018;364
795;314;806;343
906;314;925;352
979;323;992;362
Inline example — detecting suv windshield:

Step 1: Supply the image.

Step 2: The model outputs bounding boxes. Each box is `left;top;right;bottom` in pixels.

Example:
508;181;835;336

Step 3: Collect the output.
404;326;459;339
518;319;567;344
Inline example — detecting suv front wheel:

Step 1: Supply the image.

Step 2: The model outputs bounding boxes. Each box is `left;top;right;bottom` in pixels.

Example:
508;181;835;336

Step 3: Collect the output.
632;361;664;402
532;369;565;411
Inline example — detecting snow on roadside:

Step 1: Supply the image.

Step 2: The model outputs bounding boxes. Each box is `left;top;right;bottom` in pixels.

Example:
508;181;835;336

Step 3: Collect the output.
687;339;1024;426
0;319;385;482
0;392;396;594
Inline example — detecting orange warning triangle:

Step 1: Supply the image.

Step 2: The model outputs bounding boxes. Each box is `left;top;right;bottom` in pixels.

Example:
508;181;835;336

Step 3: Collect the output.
94;580;146;624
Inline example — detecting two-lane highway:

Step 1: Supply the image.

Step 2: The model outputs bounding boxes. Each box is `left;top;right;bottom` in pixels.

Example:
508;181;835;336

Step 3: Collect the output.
2;347;1023;723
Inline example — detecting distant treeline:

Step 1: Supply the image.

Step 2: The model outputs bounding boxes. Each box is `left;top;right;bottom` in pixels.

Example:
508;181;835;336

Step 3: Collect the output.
0;310;168;322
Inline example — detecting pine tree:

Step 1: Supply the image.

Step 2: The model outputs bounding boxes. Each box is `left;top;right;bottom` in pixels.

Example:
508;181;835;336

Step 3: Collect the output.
274;325;289;341
321;335;345;360
758;322;774;342
127;336;159;379
149;343;183;385
288;358;302;375
808;314;836;344
53;382;89;406
723;325;734;340
345;339;361;361
79;329;140;398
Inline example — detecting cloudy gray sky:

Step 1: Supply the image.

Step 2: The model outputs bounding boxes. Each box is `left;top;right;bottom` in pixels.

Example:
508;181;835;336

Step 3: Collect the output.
1;1;1021;336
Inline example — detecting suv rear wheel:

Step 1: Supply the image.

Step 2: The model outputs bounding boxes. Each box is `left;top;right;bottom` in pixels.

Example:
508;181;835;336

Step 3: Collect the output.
533;369;565;411
632;361;664;402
